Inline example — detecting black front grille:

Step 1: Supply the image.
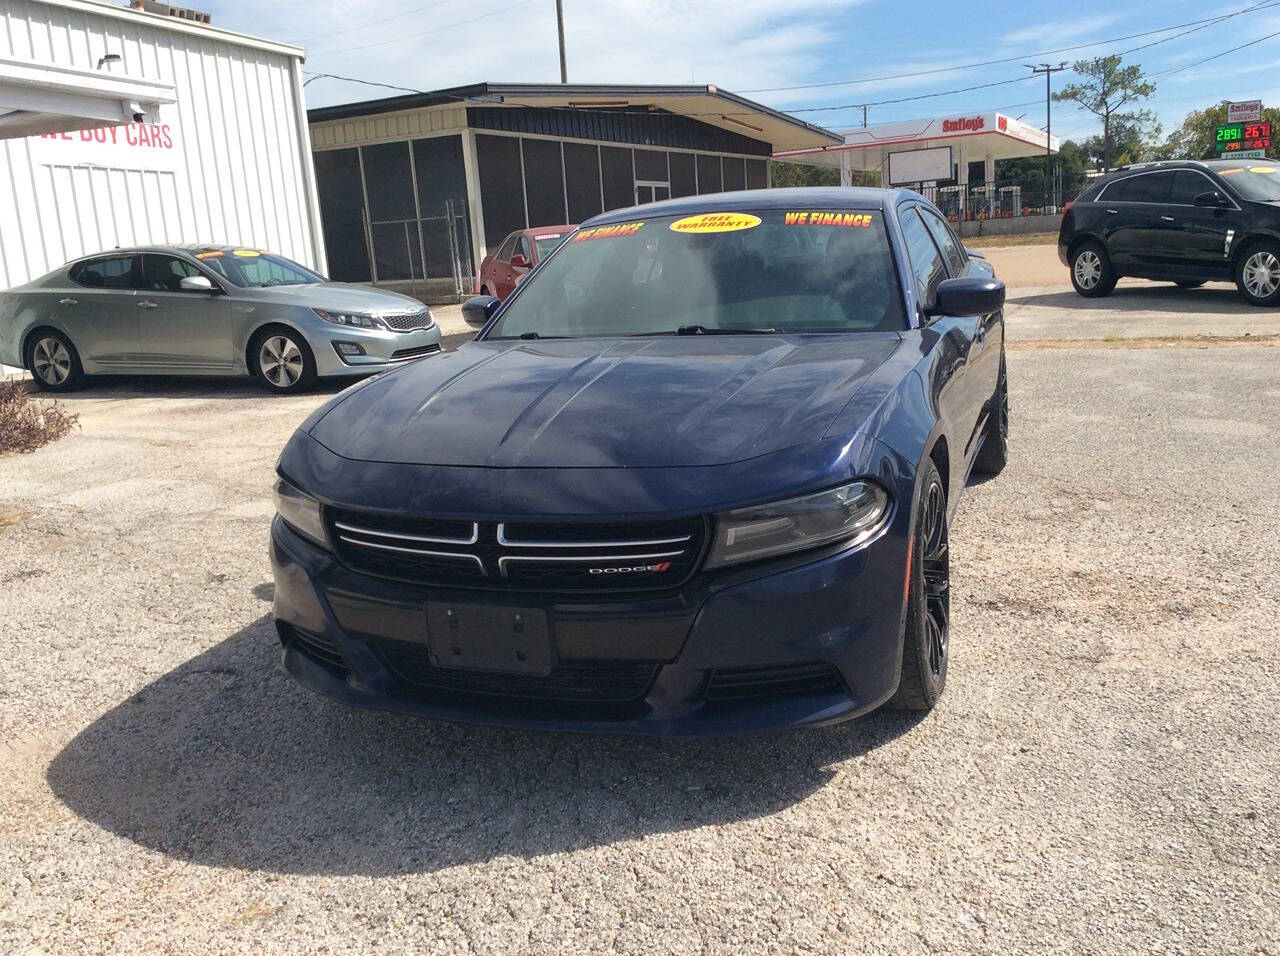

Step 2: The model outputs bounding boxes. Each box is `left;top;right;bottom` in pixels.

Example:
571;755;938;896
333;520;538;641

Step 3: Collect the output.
375;638;658;703
327;508;706;593
390;343;441;361
286;625;349;676
705;662;847;702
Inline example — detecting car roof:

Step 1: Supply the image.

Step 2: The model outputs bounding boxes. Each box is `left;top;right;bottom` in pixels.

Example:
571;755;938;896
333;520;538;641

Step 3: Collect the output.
72;244;265;260
585;187;911;227
524;225;576;237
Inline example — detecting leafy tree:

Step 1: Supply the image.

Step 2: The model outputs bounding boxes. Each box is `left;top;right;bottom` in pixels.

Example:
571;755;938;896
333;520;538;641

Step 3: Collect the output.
769;160;841;188
996;139;1088;196
1161;102;1280;160
1053;56;1156;171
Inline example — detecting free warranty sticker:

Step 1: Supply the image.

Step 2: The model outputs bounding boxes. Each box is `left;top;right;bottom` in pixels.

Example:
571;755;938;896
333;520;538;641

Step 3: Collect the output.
669;212;762;234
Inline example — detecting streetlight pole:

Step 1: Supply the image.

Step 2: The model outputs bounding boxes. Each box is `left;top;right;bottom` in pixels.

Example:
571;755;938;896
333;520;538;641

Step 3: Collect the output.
1025;62;1067;207
556;0;567;83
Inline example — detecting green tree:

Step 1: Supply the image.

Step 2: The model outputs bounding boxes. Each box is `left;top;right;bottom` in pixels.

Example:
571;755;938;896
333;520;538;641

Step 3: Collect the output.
1052;56;1156;171
769;160;841;188
1161;102;1280;160
996;139;1088;196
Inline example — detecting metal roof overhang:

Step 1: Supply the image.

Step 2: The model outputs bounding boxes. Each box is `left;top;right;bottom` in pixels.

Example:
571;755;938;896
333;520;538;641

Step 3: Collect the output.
775;113;1058;170
307;83;843;152
0;55;177;140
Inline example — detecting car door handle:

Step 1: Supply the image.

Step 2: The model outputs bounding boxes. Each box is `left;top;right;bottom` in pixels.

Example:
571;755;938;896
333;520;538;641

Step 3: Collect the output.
138;300;159;309
59;297;78;305
1160;215;1176;222
1106;208;1119;214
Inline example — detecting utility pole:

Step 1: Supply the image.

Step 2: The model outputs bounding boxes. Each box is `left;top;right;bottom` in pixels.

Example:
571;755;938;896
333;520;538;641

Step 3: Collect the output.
1025;62;1067;206
556;0;567;83
861;105;867;128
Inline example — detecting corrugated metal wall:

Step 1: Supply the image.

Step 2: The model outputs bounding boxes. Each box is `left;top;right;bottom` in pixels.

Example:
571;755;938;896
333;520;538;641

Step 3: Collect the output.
0;0;320;289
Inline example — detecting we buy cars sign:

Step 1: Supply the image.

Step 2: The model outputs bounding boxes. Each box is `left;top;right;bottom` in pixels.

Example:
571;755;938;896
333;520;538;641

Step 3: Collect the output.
29;116;180;172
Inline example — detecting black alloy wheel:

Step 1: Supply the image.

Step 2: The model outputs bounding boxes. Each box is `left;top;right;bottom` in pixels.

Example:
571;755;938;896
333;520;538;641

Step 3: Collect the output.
889;460;950;711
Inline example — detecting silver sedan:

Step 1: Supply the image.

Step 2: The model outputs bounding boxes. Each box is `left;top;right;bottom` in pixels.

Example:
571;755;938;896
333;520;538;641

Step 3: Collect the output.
0;245;442;393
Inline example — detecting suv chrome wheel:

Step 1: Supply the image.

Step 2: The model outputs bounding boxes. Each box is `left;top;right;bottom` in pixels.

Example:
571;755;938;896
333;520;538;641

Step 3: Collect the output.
259;335;304;389
32;336;71;386
1073;249;1102;289
1242;250;1280;299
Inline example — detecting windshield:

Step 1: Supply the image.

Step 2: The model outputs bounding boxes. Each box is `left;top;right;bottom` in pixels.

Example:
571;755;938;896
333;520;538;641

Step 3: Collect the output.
533;234;567;261
193;249;324;287
486;209;906;339
1218;164;1280;202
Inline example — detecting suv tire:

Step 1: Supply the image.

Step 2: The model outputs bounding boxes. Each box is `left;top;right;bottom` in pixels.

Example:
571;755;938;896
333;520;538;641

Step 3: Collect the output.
1235;241;1280;307
1070;242;1118;298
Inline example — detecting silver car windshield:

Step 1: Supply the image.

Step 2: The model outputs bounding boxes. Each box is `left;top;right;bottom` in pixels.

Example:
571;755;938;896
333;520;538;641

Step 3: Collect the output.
485;209;907;339
194;250;323;287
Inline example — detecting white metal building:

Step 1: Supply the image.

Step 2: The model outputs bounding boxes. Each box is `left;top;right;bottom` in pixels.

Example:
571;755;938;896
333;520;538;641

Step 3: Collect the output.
0;0;325;294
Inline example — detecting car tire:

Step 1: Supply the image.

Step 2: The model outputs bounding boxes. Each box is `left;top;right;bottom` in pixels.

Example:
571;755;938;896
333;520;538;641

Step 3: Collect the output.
250;327;316;393
25;329;85;392
972;353;1008;477
1235;241;1280;307
888;458;949;712
1175;280;1205;289
1070;242;1117;298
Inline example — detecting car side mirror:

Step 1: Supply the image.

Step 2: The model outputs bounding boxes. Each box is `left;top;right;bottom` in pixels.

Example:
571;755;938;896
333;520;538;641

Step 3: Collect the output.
462;294;502;328
179;275;217;293
930;277;1005;317
1193;190;1229;208
964;247;986;260
509;253;529;269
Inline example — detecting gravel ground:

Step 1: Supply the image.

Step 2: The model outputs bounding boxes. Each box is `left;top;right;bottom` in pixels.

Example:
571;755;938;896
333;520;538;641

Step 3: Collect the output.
1;287;1279;951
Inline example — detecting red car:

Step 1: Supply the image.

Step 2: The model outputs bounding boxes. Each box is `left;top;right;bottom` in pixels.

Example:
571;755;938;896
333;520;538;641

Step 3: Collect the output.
477;225;575;300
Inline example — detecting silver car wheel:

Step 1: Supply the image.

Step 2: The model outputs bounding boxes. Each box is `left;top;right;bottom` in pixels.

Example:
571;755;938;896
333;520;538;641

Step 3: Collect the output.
1074;250;1102;289
32;337;71;386
1243;250;1280;300
259;335;304;388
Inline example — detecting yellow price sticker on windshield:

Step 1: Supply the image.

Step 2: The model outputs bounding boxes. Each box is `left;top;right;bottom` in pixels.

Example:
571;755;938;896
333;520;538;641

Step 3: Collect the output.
669;212;761;234
232;249;261;257
1250;166;1276;173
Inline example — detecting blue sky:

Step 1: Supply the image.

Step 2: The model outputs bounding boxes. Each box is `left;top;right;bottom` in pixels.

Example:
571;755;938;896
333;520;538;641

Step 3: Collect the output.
207;0;1280;144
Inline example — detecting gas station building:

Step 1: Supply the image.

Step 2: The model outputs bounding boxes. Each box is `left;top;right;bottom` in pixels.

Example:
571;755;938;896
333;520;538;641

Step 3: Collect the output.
776;112;1059;222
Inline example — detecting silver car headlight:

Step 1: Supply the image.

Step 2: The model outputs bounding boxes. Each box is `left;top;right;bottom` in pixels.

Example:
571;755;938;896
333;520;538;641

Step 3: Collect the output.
705;481;890;570
313;308;389;330
273;477;328;548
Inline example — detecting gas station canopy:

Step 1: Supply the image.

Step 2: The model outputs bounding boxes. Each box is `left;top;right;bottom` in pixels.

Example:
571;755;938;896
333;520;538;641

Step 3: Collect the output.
776;111;1058;186
0;55;175;140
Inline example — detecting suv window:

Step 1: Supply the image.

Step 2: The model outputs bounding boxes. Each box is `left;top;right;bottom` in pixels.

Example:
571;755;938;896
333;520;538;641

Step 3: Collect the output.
70;255;135;289
1104;172;1173;204
138;254;203;292
497;233;521;261
1169;169;1218;205
917;206;966;274
899;208;947;308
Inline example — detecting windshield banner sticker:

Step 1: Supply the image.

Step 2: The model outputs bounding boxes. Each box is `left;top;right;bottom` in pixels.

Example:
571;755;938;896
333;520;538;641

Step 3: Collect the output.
232;249;261;257
784;211;874;228
194;251;224;259
669;213;762;234
572;222;646;242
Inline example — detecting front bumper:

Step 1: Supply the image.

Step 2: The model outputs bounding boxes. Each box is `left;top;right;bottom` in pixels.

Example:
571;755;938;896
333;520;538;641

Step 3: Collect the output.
309;322;443;378
270;513;911;737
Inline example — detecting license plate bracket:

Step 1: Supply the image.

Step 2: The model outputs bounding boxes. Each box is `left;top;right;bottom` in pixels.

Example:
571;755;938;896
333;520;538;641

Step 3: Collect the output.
425;603;554;675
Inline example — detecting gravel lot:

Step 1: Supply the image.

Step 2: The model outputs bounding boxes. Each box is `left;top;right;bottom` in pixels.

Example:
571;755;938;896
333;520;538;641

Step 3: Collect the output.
2;256;1278;952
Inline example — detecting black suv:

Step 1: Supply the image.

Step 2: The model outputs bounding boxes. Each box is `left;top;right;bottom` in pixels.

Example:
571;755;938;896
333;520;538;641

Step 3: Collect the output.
1059;158;1280;306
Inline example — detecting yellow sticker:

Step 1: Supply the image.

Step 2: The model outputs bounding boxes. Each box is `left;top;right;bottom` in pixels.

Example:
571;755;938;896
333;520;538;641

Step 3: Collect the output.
784;211;874;228
571;221;645;242
232;249;261;257
194;250;223;259
1250;166;1276;173
669;212;761;234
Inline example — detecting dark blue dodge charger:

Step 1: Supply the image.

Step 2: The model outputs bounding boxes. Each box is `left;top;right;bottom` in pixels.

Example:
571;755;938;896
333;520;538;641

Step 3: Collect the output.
270;188;1008;736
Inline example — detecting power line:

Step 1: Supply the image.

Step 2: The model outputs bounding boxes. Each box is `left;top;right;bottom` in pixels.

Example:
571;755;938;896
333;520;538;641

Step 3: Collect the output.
308;0;535;57
302;71;424;94
738;1;1278;95
1152;27;1280;78
292;0;457;44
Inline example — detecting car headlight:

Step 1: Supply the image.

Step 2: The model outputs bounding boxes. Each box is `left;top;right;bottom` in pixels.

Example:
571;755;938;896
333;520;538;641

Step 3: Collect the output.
705;480;890;570
273;476;328;548
313;308;388;330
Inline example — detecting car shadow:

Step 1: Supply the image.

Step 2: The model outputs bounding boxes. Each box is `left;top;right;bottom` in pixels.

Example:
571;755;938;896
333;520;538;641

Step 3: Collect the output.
46;615;925;877
1006;284;1251;315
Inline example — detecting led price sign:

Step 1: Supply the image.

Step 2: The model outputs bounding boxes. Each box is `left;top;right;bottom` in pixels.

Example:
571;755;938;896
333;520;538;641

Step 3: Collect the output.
1215;121;1271;153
